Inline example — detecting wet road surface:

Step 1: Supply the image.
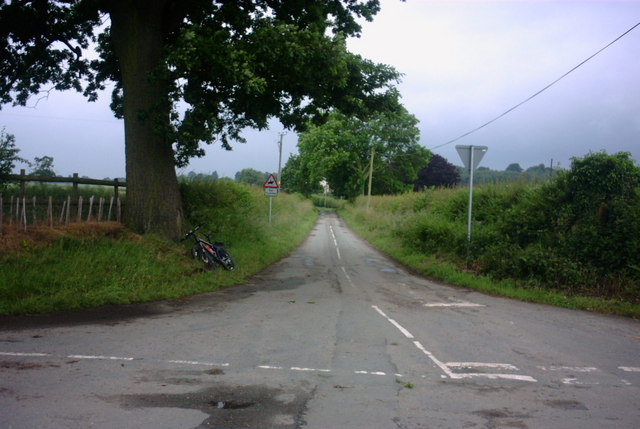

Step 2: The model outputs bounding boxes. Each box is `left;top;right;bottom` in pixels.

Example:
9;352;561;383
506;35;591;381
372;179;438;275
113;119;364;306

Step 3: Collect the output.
1;211;639;428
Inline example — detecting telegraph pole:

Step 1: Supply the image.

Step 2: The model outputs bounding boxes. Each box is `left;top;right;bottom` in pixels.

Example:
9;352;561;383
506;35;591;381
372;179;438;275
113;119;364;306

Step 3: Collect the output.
366;146;375;209
277;132;285;185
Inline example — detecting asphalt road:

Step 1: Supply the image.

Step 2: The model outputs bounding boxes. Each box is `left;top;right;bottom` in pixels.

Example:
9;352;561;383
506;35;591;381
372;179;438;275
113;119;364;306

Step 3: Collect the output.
1;211;639;428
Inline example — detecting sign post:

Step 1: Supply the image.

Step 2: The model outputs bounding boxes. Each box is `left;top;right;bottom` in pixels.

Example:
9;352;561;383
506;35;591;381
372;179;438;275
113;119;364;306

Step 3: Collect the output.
263;173;279;225
455;145;488;242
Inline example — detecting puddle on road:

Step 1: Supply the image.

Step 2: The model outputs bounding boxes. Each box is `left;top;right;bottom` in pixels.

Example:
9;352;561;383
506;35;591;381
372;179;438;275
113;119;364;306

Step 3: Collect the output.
214;399;256;409
110;382;313;428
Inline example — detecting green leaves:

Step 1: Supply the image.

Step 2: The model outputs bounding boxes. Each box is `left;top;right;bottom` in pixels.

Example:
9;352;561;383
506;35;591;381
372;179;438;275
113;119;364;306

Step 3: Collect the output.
284;109;428;199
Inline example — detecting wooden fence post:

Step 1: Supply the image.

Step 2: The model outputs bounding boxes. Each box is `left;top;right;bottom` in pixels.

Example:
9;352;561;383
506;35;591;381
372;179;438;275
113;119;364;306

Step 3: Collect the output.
108;196;113;221
65;196;71;225
114;178;120;201
59;199;66;224
71;173;79;202
98;197;104;222
21;197;27;232
15;196;20;229
32;196;37;226
87;196;94;222
77;196;83;223
48;196;53;227
19;169;26;199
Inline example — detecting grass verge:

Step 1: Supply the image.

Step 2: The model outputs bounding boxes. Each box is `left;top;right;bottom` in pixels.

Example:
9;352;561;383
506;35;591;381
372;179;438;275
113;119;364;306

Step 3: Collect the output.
0;186;317;315
340;204;640;318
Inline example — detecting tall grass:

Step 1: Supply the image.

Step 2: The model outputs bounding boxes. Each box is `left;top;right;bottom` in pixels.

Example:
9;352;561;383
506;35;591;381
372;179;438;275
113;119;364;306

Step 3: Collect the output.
0;181;316;315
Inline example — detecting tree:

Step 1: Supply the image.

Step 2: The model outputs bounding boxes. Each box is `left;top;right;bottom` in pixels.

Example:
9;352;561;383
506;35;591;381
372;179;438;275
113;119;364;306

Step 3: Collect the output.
183;170;218;182
31;155;56;177
413;154;459;190
0;127;25;188
290;109;429;200
505;163;523;173
234;168;269;186
0;1;402;239
281;154;322;196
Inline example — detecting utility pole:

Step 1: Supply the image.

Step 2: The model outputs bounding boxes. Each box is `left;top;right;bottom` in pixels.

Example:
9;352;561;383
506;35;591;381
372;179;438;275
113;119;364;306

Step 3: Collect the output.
366;146;375;210
277;132;285;186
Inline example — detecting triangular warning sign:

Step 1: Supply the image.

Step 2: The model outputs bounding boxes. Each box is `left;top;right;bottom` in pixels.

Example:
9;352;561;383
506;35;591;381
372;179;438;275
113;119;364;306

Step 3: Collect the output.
263;173;279;188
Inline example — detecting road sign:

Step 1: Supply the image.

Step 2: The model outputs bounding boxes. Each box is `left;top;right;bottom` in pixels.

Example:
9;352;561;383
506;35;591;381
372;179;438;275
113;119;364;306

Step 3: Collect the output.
455;145;488;242
263;174;279;189
456;145;488;171
264;187;278;197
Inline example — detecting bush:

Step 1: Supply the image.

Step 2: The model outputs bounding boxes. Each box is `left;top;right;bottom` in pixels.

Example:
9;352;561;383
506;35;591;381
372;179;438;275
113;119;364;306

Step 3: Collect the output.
342;151;640;301
180;178;256;243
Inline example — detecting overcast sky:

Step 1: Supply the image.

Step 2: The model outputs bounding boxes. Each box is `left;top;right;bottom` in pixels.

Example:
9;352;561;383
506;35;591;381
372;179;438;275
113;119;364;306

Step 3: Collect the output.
1;0;639;179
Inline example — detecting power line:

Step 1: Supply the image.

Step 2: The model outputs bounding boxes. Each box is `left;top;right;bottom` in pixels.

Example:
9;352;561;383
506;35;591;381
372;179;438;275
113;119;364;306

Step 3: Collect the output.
430;21;640;150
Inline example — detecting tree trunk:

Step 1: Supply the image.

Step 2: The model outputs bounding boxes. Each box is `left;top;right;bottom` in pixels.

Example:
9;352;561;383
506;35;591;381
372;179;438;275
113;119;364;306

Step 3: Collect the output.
109;0;183;239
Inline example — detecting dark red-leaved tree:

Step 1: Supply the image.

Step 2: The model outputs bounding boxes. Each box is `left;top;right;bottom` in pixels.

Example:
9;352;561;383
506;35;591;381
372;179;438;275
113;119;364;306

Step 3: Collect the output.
413;154;460;190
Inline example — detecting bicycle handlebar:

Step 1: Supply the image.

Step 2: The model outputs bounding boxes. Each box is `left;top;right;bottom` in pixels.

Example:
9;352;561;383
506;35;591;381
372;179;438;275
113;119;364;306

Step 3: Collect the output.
181;225;201;241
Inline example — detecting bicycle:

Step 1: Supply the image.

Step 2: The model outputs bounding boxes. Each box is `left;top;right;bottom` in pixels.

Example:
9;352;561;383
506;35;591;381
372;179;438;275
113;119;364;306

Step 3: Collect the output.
182;225;236;271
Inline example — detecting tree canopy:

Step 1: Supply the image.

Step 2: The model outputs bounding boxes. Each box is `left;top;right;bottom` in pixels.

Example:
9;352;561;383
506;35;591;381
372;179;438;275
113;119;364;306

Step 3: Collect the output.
0;0;402;238
234;168;270;186
31;155;56;177
0;127;23;188
283;109;429;200
413;154;459;190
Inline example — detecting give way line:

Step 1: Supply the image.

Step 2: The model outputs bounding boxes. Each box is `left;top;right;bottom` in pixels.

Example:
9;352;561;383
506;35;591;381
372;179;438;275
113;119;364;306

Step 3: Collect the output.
371;305;537;382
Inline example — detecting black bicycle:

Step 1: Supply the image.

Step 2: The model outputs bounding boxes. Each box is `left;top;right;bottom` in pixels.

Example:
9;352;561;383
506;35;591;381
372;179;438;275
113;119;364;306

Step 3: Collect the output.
182;225;236;271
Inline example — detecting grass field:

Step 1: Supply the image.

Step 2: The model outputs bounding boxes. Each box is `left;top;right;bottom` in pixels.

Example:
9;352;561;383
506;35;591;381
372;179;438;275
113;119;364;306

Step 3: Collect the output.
0;183;316;315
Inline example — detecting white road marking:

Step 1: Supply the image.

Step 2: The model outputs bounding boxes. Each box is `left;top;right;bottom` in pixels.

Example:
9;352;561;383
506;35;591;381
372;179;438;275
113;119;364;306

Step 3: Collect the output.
258;365;283;370
291;366;331;373
353;370;387;376
329;225;341;260
447;362;519;371
424;302;485;308
372;305;414;339
371;306;536;382
454;373;537;382
619;366;640;372
0;352;50;357
164;360;230;367
538;366;598;372
413;340;457;378
67;354;134;361
562;377;599;386
340;266;356;288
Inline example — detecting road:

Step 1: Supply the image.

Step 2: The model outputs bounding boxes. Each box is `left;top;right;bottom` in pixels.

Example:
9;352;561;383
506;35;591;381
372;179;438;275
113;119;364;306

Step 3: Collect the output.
1;211;639;428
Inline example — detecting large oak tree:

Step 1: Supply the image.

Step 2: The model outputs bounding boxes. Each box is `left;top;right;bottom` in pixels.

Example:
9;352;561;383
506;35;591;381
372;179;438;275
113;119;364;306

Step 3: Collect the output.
0;0;401;239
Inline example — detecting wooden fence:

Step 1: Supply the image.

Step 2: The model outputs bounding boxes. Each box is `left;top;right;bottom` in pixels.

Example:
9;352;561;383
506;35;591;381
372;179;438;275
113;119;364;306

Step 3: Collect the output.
0;170;126;235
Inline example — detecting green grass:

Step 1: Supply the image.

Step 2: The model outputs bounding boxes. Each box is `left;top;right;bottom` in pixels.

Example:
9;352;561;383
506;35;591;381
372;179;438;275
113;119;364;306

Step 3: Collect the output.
340;197;640;318
0;183;317;315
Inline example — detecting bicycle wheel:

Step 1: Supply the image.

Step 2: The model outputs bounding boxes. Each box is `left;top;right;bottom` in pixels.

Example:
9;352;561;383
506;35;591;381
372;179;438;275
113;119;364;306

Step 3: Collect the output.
217;247;236;271
191;244;201;260
201;250;218;272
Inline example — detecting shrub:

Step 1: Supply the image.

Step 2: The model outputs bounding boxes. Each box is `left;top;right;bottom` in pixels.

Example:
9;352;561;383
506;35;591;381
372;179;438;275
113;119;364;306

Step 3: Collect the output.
180;178;256;243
